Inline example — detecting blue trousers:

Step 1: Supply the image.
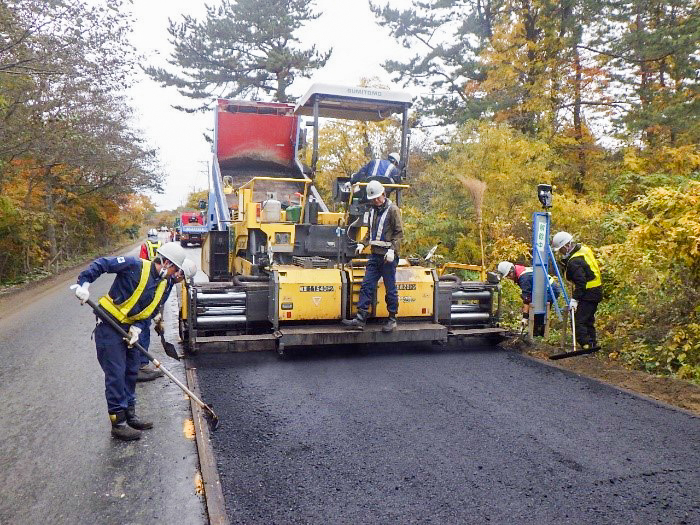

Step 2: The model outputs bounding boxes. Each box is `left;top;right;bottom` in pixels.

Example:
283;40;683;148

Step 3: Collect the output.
95;322;140;414
358;254;399;315
139;326;150;367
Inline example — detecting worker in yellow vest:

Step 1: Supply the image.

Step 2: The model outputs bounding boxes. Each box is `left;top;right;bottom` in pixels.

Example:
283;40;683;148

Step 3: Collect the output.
139;229;161;261
70;243;190;441
551;231;603;351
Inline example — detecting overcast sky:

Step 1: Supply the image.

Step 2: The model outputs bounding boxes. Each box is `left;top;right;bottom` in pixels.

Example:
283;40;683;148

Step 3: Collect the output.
126;0;412;210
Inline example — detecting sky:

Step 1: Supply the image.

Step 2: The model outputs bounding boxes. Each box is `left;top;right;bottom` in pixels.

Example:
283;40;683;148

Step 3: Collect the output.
126;0;412;211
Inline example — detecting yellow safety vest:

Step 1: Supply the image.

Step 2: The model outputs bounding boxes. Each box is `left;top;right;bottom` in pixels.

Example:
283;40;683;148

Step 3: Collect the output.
98;260;167;324
568;245;602;288
145;240;161;261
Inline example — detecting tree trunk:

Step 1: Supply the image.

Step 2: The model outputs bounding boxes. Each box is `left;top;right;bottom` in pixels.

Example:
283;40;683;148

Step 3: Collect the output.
44;166;58;269
573;46;585;193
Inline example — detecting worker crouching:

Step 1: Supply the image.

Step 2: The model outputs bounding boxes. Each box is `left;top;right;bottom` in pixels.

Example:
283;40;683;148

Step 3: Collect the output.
71;242;190;441
343;180;403;332
497;261;561;336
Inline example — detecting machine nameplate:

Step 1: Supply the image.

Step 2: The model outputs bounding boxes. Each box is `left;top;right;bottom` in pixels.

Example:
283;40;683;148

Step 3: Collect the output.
299;285;334;292
397;284;417;290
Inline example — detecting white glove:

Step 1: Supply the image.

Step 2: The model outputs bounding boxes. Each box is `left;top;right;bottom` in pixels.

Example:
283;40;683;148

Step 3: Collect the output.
355;243;365;255
384;248;395;263
124;325;141;348
569;299;578;312
70;282;90;304
521;316;528;327
154;313;164;335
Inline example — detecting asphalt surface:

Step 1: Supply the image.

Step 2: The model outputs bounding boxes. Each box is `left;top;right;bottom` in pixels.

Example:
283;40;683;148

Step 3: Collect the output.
0;243;205;525
193;344;700;524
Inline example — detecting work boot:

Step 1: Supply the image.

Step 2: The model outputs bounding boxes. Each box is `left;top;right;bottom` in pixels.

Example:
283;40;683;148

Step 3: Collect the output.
382;314;397;333
342;310;367;331
110;411;141;441
136;364;164;382
125;405;153;430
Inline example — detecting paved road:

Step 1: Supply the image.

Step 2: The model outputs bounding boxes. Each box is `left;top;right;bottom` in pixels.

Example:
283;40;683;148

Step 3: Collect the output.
0;244;205;524
193;344;700;524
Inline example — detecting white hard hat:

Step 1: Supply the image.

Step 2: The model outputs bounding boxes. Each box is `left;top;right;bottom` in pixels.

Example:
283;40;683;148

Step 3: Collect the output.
180;258;198;279
388;152;400;165
497;261;514;279
552;231;574;251
156;242;187;269
148;228;158;236
366;180;385;200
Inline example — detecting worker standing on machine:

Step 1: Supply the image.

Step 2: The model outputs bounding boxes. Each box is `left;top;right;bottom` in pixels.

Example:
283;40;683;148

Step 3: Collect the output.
497;261;560;336
70;242;190;441
351;152;401;184
343;180;403;332
139;229;162;261
551;231;603;351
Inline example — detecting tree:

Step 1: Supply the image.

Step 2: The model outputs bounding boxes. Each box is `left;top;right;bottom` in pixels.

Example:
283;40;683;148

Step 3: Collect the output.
146;0;332;110
371;0;505;125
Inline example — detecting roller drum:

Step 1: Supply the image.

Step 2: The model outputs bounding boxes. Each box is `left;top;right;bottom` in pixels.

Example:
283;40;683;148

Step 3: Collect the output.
451;290;492;301
450;304;483;313
450;312;491;322
197;306;246;316
195;315;247;327
196;291;247;304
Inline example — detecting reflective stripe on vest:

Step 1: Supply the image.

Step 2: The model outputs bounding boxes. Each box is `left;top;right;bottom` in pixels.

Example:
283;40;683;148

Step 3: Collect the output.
368;199;392;248
98;260;167;324
145;240;161;261
568;245;602;288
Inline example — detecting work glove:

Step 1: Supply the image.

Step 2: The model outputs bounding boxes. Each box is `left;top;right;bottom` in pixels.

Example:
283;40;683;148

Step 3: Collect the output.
384;248;395;263
355;243;365;255
154;313;165;336
70;282;90;305
521;316;529;328
569;299;578;312
124;325;141;348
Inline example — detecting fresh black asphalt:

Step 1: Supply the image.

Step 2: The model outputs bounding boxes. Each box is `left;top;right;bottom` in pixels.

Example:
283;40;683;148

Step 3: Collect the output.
194;343;700;524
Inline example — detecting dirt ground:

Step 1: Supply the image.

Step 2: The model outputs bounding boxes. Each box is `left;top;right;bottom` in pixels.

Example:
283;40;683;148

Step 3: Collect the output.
503;337;700;416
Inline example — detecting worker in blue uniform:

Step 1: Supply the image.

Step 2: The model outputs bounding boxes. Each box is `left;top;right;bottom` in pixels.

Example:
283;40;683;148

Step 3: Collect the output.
71;242;191;441
351;152;401;184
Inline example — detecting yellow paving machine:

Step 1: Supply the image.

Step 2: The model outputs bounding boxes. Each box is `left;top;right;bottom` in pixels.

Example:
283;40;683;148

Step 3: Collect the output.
180;84;505;355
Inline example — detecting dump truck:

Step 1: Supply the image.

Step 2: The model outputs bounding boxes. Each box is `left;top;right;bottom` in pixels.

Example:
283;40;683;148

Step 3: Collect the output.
180;85;505;355
179;211;207;247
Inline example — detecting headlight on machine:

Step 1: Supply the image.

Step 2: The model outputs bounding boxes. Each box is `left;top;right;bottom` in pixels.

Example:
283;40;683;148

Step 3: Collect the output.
275;232;291;245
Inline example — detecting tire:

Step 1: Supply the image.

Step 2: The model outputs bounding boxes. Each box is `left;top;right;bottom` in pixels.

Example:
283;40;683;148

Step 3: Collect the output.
180;240;187;248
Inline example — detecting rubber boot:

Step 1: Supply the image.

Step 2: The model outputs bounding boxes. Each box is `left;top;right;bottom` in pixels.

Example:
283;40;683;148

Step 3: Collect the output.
342;309;367;331
382;314;397;333
110;411;141;441
136;364;164;382
126;405;153;430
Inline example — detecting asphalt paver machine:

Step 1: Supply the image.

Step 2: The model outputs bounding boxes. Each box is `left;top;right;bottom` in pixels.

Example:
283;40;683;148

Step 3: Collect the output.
180;84;505;355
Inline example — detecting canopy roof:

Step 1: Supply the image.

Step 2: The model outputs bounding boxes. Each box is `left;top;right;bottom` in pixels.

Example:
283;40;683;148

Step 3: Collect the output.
295;83;412;121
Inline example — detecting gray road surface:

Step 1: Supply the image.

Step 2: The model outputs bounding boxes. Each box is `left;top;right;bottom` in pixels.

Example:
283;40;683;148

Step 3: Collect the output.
0;244;205;525
193;344;700;524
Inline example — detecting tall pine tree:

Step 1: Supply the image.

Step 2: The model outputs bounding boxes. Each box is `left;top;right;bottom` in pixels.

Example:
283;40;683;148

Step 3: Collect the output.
146;0;331;109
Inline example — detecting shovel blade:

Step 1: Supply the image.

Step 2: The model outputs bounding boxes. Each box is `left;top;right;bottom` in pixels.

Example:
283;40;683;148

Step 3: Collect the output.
160;334;180;361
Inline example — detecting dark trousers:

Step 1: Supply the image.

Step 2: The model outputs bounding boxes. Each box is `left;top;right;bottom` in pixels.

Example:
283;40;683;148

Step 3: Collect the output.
95;322;140;413
575;300;599;347
358;254;399;315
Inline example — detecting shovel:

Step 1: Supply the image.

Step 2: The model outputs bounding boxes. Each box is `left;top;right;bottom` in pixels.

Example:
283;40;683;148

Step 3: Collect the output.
155;317;180;361
85;298;220;430
550;306;597;360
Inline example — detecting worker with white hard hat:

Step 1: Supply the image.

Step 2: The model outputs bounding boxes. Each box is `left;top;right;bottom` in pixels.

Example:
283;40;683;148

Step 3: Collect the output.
140;229;162;261
70;242;189;441
552;231;603;351
497;260;560;336
343;180;404;332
